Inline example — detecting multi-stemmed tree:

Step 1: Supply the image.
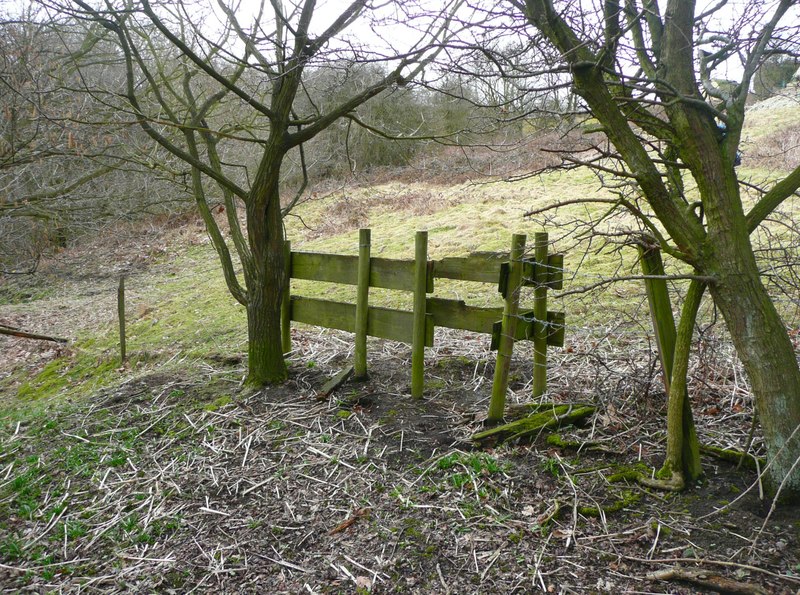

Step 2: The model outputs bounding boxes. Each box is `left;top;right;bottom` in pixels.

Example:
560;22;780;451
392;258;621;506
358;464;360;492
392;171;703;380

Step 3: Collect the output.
482;0;800;497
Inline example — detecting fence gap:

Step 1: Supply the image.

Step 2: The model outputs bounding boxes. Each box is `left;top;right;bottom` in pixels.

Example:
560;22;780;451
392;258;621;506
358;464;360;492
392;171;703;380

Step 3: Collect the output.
488;233;526;421
354;228;371;379
533;232;549;397
411;231;429;398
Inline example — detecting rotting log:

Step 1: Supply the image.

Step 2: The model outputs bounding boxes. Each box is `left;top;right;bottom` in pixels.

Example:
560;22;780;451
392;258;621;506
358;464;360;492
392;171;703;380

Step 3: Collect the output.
473;404;596;446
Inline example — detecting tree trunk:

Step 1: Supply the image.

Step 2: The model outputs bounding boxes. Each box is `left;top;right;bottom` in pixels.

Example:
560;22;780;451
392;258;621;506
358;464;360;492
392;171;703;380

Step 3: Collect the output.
245;280;287;386
662;280;704;485
243;138;289;387
708;257;800;499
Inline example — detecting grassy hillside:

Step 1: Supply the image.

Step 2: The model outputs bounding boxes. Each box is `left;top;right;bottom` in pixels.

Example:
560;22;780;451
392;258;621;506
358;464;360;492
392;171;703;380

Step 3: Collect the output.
2;91;800;413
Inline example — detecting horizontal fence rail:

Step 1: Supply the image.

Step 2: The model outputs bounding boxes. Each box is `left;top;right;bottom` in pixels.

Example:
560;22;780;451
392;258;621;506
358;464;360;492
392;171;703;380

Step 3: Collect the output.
280;229;565;416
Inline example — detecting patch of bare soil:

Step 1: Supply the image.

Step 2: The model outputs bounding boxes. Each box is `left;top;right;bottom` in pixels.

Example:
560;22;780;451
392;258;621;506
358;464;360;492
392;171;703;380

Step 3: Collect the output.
0;331;798;594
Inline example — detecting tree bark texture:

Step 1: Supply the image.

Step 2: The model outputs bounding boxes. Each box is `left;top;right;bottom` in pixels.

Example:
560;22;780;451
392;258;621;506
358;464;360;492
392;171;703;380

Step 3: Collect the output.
707;245;800;496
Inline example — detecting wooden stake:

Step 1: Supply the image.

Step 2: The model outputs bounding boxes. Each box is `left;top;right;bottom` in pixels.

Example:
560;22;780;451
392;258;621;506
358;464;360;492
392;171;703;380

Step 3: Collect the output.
488;233;526;421
118;275;126;363
281;240;292;354
411;231;428;398
354;229;371;378
533;232;549;397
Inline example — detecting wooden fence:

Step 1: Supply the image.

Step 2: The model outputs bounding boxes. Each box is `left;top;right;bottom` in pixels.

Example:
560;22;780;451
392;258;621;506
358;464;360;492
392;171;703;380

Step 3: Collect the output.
281;229;565;417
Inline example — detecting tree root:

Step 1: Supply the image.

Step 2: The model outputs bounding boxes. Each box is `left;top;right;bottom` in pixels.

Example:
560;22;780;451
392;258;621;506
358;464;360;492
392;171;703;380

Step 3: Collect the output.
577;490;641;517
472;404;596;446
645;567;768;595
636;470;685;492
546;432;624;454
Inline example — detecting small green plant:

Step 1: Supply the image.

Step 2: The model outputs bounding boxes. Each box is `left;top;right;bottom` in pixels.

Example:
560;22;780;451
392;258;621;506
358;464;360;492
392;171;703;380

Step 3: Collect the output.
122;514;139;533
437;453;460;471
203;395;231;412
108;451;128;467
64;520;87;540
449;473;472;489
0;536;23;560
541;457;561;477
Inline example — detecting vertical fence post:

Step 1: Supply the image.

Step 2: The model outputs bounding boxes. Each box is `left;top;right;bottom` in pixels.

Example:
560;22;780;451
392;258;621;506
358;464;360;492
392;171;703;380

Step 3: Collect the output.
118;275;126;364
354;228;371;379
532;232;549;397
281;240;292;354
411;231;428;398
488;233;526;422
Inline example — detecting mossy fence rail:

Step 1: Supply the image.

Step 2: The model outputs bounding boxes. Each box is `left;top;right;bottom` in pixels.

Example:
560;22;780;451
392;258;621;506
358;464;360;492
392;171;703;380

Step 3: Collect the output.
281;229;565;410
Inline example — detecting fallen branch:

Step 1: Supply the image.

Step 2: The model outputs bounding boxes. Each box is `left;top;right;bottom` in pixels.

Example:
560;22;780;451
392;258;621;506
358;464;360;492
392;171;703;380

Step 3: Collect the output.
700;444;763;472
645;567;769;595
473;404;596;446
328;507;370;535
0;324;68;343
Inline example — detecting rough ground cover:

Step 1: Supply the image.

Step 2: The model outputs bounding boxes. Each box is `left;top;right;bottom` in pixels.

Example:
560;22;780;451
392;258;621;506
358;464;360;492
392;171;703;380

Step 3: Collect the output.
1;158;800;591
0;334;798;593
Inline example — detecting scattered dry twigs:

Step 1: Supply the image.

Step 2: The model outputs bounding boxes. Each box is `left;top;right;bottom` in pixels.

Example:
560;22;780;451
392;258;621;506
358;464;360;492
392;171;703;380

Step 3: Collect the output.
0;326;796;592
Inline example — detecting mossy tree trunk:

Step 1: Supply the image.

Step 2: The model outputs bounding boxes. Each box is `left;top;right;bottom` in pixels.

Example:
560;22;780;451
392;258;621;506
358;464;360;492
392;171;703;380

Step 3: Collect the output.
661;280;704;487
243;176;288;385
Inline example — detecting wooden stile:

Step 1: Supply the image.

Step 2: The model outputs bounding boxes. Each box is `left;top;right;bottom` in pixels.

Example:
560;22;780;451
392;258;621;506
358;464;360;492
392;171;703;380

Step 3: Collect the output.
281;241;292;354
290;296;433;346
434;252;508;284
291;252;433;292
283;228;565;407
